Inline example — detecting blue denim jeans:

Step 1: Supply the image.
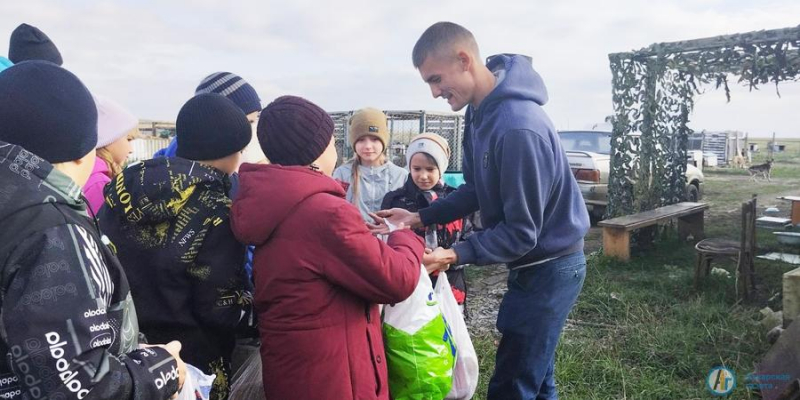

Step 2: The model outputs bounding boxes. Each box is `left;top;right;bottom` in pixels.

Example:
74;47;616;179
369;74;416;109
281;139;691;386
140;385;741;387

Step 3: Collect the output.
487;251;586;400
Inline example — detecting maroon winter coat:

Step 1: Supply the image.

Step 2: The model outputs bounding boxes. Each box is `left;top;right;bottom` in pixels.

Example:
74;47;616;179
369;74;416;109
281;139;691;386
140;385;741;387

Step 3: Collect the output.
230;164;424;400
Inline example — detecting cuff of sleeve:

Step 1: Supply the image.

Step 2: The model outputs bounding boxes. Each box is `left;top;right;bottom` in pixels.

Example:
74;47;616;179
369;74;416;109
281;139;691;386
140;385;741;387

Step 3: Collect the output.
388;229;425;248
419;207;435;226
128;347;180;396
452;241;476;266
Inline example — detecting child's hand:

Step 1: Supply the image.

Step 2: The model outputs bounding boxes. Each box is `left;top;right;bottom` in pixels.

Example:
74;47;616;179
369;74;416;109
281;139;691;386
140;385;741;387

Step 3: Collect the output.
367;212;390;235
368;212;409;234
423;247;456;274
143;341;186;398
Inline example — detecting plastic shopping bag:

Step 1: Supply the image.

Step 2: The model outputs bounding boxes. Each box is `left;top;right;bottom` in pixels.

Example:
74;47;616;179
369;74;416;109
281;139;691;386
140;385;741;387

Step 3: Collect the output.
383;264;455;400
435;271;479;400
229;350;266;400
176;364;216;400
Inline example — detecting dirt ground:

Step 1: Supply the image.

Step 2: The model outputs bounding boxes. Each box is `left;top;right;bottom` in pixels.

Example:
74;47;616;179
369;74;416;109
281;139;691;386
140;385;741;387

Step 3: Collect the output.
465;226;603;335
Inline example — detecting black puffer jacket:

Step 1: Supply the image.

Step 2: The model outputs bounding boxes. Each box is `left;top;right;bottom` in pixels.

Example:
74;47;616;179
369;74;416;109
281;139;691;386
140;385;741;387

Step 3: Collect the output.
0;141;179;400
98;157;255;380
382;178;470;305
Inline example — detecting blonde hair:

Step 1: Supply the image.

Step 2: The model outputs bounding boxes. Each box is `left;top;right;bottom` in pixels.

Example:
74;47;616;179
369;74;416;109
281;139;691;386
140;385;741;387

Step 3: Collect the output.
97;128;138;178
96;147;121;178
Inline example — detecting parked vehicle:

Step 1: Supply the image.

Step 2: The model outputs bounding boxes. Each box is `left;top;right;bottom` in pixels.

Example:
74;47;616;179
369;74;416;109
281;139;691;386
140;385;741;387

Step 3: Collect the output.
559;130;704;221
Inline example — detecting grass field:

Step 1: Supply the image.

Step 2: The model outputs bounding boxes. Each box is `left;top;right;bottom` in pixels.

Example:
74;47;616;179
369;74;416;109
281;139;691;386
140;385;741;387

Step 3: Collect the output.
466;150;800;399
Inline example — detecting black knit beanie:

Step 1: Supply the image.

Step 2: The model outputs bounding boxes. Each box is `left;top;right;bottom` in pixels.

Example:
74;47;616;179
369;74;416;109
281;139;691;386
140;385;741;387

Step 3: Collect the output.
258;95;334;166
176;93;252;161
0;61;97;163
8;23;63;66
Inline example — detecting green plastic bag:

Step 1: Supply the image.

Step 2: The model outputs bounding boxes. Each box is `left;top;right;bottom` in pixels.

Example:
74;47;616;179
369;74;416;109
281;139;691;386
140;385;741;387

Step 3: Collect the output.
383;265;455;400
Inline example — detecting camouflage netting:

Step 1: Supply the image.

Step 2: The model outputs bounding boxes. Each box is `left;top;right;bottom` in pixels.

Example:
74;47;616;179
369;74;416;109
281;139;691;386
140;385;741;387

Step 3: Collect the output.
607;25;800;218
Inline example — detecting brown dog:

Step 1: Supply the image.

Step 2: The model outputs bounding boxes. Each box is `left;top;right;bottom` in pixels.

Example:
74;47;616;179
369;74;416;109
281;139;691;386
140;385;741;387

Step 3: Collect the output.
732;154;747;169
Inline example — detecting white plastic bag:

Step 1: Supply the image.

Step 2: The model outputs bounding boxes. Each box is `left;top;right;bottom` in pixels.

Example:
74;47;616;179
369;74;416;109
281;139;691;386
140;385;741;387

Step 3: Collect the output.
383;264;455;400
435;271;479;400
176;364;215;400
229;350;266;400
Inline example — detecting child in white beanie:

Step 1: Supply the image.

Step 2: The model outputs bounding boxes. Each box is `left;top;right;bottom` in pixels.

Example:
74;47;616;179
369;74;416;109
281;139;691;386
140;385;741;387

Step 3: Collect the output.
381;132;470;310
82;96;138;215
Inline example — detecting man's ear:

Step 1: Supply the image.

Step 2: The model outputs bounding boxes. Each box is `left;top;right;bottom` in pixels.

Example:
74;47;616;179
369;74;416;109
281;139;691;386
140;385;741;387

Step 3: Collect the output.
457;50;472;72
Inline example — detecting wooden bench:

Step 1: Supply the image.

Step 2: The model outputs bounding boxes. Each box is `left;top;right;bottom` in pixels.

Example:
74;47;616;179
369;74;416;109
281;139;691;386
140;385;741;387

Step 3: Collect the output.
598;202;709;261
778;196;800;225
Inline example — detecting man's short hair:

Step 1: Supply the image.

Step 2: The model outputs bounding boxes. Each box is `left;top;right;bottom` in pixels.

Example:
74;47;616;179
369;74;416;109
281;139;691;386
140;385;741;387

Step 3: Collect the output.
412;22;480;68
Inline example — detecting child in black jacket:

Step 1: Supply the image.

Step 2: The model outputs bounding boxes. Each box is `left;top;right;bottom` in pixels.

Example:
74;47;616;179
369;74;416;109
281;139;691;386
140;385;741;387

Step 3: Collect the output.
0;61;184;400
381;133;469;308
99;94;257;395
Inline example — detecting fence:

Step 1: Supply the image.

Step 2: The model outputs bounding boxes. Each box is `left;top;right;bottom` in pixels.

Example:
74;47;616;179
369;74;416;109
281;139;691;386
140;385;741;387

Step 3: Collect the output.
138;121;176;139
130;111;466;170
330;110;465;171
130;137;171;162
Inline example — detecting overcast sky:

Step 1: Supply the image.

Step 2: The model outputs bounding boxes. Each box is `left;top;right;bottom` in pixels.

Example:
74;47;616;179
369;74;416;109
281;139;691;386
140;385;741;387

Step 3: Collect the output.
2;0;798;138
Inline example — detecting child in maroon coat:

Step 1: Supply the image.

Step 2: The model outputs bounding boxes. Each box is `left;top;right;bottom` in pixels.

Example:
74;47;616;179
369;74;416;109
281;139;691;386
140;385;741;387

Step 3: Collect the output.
231;96;424;400
381;133;469;308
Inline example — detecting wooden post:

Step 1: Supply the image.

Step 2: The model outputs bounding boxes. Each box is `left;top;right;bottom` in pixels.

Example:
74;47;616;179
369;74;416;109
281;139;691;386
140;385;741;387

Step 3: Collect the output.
737;201;751;300
745;132;751;163
694;253;711;288
678;211;705;241
784;268;800;328
769;132;776;160
602;227;631;261
791;200;800;226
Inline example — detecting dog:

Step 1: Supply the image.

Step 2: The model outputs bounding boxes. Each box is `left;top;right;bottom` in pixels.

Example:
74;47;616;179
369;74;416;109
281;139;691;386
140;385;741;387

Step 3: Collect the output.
748;159;773;182
732;154;747;169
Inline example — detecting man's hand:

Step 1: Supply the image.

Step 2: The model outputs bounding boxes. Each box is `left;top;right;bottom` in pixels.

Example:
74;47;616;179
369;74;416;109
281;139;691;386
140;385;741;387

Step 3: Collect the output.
370;208;423;233
422;247;458;274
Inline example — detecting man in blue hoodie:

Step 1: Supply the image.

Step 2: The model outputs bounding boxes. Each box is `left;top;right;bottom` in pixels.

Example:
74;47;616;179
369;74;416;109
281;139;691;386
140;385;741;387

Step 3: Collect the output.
375;22;590;399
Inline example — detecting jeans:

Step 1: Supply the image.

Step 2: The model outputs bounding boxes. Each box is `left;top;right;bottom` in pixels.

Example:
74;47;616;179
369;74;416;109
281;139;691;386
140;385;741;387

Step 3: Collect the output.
487;251;586;400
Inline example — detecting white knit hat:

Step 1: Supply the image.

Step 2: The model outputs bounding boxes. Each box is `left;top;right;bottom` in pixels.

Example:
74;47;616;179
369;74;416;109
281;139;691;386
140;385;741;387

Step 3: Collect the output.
95;95;138;148
405;133;450;174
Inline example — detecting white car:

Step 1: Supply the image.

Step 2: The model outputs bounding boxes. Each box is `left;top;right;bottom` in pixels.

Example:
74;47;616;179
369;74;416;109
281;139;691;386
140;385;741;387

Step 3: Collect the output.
559;130;704;220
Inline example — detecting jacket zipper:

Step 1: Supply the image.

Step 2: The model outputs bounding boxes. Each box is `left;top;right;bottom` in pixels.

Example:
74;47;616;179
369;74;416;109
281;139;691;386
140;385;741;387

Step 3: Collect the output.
364;303;381;395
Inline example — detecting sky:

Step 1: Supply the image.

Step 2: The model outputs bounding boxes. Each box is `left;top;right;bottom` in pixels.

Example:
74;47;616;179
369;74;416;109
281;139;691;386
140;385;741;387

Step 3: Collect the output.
1;0;798;138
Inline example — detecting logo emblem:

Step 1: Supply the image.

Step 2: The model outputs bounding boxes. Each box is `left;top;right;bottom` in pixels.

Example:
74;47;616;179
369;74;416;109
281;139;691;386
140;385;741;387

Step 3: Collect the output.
707;367;736;396
426;292;438;306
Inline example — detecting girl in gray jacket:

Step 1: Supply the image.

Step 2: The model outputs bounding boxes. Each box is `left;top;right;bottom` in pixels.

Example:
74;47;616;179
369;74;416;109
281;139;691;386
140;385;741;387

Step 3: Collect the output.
333;108;407;222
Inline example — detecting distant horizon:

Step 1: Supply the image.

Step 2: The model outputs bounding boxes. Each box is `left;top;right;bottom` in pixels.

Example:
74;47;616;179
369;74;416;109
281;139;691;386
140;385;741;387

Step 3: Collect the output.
135;117;799;139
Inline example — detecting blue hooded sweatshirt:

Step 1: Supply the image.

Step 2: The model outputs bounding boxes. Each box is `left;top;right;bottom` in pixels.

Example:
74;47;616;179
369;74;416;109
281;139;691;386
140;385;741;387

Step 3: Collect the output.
0;57;13;73
419;54;589;267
